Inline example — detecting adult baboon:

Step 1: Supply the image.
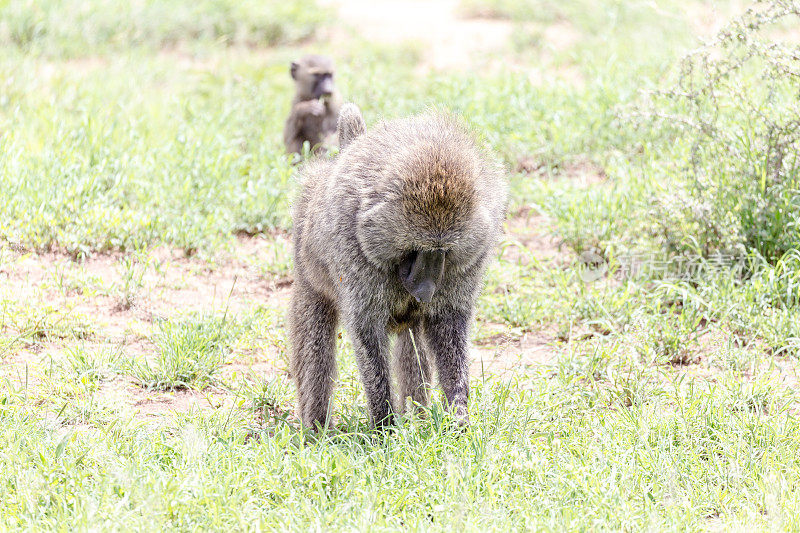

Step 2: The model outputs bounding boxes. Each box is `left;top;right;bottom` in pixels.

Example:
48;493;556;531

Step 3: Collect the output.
283;54;341;156
289;104;507;429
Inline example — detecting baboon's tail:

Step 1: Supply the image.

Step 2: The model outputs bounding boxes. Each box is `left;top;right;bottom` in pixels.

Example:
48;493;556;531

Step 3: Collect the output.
338;103;366;151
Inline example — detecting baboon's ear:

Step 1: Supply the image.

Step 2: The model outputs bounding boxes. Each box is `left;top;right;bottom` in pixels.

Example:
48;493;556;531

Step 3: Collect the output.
290;61;300;80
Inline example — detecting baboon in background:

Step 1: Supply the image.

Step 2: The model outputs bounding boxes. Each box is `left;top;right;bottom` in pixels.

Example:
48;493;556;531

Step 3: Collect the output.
283;54;341;156
289;104;508;429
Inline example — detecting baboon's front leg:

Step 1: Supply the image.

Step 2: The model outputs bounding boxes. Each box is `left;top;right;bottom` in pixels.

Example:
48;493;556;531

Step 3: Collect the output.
289;283;339;429
424;310;471;425
350;322;393;427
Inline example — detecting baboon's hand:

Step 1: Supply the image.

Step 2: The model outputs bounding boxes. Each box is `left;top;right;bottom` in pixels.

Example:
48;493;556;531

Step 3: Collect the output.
298;99;325;117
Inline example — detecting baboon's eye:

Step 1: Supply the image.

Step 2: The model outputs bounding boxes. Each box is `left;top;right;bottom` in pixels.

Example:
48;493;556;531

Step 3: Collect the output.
397;251;417;279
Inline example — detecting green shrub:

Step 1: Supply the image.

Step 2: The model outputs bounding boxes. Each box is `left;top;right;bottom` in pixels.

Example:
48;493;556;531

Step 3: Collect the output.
644;1;800;262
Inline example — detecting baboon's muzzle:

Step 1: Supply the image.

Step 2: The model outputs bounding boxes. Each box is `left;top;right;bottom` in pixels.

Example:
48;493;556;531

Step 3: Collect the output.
398;249;446;304
315;76;334;99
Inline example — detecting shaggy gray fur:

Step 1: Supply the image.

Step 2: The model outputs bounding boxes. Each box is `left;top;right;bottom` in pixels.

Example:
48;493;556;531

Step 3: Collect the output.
289;104;508;429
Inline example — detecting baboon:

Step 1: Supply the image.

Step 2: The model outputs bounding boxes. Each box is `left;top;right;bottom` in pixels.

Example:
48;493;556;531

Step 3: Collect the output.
288;104;508;429
283;54;342;156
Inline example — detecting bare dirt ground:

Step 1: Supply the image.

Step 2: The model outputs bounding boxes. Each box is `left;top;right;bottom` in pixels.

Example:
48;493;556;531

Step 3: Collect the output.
0;212;567;421
0;236;289;417
4;194;794;424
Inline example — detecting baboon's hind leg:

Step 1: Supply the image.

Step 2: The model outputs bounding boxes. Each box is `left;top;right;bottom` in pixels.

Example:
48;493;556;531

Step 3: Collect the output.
289;283;339;429
393;325;431;414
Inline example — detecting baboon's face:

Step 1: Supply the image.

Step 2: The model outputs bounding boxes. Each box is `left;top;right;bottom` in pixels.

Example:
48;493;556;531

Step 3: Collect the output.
353;117;506;304
396;249;446;303
310;71;334;99
291;56;335;101
357;193;495;303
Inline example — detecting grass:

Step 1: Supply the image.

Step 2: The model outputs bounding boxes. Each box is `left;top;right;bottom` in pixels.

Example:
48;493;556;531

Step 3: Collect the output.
3;376;800;529
1;0;800;529
129;315;240;390
0;0;328;56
